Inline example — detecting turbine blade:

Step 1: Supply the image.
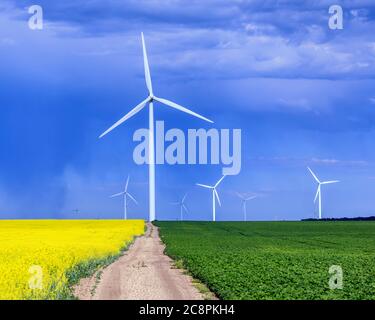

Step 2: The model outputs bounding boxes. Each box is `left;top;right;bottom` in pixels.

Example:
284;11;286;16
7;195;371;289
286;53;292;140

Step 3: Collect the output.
246;195;257;201
321;180;340;185
196;183;213;189
127;193;138;205
110;192;125;198
182;204;189;213
141;32;153;95
99;97;150;138
215;175;226;188
182;193;188;203
314;186;320;203
236;192;245;200
214;189;221;207
307;167;320;184
154;97;213;123
125;175;130;192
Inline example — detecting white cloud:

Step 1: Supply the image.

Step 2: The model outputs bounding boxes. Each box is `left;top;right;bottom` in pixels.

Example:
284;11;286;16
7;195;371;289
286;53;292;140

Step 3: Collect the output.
0;38;15;46
244;23;277;35
249;156;369;167
3;0;375;80
278;98;311;110
311;158;368;166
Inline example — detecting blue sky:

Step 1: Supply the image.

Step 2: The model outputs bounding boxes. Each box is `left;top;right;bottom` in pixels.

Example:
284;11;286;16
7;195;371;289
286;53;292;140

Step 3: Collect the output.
0;0;375;220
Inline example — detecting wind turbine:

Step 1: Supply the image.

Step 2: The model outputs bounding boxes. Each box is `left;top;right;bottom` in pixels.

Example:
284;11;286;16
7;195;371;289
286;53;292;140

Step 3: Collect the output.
99;33;213;222
307;167;339;220
110;176;138;220
196;176;226;222
237;193;257;221
171;193;189;221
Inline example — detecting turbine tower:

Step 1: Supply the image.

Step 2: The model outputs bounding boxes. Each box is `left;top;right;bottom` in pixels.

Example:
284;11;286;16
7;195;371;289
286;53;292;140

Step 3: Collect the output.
171;193;189;221
307;167;339;220
237;193;257;221
110;176;138;220
197;176;226;221
100;33;213;222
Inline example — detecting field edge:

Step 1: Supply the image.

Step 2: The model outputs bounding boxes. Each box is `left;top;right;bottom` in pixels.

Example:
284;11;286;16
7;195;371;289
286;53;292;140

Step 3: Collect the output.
154;222;218;301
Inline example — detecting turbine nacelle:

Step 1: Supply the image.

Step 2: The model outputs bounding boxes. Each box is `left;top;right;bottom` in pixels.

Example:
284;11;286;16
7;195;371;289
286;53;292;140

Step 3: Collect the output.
237;192;258;203
99;34;213;141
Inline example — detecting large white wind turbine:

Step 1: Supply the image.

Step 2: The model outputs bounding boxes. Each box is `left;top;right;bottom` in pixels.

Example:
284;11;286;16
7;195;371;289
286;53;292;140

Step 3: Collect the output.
237;193;257;221
307;167;339;220
110;176;138;220
196;176;226;222
100;33;213;222
171;193;189;221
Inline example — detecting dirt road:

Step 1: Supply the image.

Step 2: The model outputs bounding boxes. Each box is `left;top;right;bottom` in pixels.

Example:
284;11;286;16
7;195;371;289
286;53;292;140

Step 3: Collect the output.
74;223;204;300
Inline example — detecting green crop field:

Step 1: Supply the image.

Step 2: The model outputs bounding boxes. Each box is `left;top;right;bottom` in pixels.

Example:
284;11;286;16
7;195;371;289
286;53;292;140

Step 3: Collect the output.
155;221;375;300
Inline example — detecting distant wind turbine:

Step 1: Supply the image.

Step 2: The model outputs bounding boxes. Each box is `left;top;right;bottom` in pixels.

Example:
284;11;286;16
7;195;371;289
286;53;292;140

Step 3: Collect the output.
99;33;213;222
307;167;339;220
171;193;189;221
237;193;257;221
196;176;226;222
110;176;138;220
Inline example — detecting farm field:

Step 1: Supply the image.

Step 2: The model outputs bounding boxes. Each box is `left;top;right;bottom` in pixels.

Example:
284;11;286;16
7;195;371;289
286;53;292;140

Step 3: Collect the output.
0;220;144;300
155;221;375;300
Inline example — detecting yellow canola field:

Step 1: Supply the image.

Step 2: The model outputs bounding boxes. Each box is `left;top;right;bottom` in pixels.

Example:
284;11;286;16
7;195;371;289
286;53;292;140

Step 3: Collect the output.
0;220;144;300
